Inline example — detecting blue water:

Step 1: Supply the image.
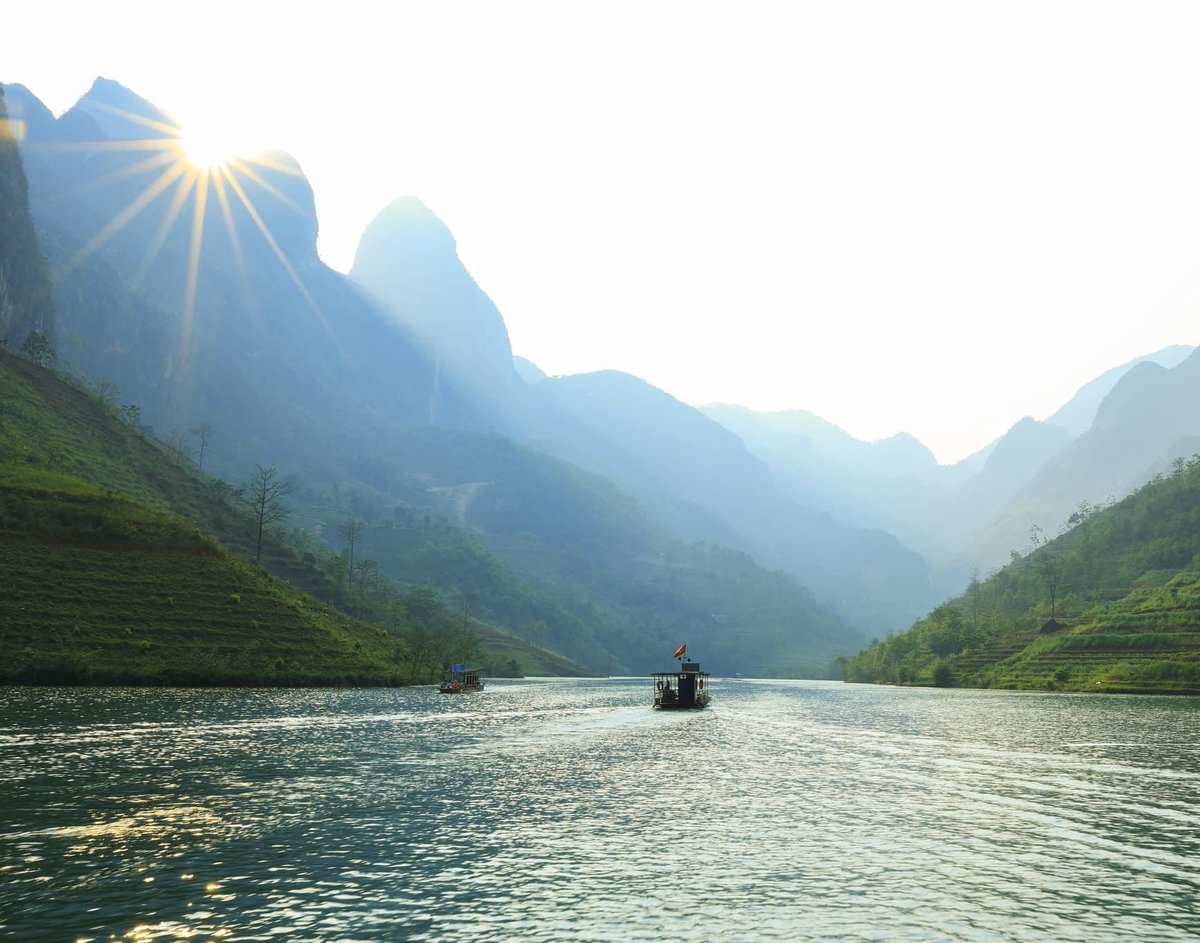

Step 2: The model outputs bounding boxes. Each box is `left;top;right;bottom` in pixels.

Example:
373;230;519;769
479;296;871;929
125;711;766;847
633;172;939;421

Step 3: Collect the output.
2;679;1198;941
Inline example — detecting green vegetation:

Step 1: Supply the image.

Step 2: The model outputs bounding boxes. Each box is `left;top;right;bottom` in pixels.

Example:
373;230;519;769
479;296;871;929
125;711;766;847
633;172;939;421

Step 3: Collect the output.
0;452;408;686
0;347;584;685
841;456;1200;693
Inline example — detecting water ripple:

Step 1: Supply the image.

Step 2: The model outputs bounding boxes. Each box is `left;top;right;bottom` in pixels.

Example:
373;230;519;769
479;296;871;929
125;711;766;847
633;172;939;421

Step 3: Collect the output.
1;681;1198;941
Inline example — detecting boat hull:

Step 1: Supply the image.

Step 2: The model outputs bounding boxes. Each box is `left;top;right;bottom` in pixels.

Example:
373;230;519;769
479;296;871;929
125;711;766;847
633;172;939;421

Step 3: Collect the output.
654;699;709;710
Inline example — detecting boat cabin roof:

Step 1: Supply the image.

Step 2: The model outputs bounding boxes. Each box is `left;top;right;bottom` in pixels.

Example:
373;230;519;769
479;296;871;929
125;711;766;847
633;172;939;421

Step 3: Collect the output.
651;663;709;679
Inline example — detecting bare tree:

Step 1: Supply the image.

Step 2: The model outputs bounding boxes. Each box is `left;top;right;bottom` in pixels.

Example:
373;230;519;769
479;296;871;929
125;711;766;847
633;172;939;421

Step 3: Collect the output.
0;267;14;342
191;422;214;471
339;517;364;590
166;430;193;465
236;465;295;562
968;566;981;630
1038;555;1064;621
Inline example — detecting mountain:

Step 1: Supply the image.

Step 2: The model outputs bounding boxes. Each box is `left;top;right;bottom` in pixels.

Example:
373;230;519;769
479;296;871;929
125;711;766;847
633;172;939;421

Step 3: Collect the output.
0;116;580;685
515;370;935;632
0;86;55;352
307;421;865;676
0;343;593;683
704;343;1198;590
702;405;944;486
967;347;1200;567
345;197;936;635
5;79;485;473
1045;344;1195;435
350;196;524;420
842;452;1200;694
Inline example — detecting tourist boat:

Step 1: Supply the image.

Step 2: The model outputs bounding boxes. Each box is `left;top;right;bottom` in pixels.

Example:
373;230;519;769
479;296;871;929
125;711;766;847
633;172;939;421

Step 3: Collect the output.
652;644;710;709
438;664;484;693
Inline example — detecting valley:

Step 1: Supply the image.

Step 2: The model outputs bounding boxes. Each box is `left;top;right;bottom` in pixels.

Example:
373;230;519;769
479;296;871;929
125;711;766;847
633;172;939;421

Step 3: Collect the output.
2;77;1199;690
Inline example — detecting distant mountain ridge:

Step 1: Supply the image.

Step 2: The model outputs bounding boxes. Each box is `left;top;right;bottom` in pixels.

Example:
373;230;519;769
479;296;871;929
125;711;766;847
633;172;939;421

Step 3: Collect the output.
1046;344;1195;434
702;342;1197;593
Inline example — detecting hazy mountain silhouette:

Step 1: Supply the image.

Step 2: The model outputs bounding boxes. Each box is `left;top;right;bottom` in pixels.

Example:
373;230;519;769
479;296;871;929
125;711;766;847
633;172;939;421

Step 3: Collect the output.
703;343;1199;594
702;405;944;486
519;370;935;631
0;85;55;351
350;197;523;422
5;80;486;471
346;199;936;633
1046;344;1195;434
966;347;1200;567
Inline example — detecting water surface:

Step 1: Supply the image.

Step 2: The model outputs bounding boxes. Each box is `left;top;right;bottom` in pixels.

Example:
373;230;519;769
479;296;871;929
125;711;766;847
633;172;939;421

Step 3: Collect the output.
2;680;1198;941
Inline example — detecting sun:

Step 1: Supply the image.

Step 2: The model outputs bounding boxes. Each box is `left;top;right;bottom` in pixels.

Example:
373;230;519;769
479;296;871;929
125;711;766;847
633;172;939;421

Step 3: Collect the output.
177;114;262;171
179;130;237;170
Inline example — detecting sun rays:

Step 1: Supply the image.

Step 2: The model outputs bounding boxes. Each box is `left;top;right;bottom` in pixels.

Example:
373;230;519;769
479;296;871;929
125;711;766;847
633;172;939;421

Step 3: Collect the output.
26;98;321;368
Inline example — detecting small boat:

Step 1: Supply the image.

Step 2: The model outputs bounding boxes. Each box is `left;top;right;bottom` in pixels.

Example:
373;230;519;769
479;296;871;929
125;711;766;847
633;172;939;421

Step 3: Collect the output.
438;663;484;694
652;644;710;710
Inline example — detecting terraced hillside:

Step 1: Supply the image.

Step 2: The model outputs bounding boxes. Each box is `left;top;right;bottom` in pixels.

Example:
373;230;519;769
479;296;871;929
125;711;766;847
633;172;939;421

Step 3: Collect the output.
0;465;406;685
976;572;1200;693
842;456;1200;694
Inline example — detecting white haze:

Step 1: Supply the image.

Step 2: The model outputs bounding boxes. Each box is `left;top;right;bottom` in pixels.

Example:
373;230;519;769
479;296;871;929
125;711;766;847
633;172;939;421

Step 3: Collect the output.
5;1;1200;462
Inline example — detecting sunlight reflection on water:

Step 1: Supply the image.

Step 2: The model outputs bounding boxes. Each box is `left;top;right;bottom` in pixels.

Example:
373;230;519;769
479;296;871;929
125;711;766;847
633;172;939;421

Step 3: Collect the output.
1;680;1198;941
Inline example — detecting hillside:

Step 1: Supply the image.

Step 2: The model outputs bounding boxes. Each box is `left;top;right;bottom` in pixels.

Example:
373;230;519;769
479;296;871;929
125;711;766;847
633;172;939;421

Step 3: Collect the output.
0;346;587;683
293;424;864;676
841;454;1200;694
0;349;412;685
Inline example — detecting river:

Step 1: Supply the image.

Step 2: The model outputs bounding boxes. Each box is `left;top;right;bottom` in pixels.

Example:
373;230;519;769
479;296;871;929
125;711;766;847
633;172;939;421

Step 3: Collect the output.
2;680;1198;941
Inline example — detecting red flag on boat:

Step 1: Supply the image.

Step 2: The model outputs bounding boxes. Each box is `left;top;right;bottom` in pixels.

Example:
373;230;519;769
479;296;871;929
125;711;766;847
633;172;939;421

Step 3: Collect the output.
673;643;687;659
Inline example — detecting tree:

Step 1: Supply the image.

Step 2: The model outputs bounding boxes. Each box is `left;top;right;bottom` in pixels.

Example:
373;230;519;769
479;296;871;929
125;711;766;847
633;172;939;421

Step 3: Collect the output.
925;604;967;657
236;465;295;562
166;431;193;465
191;423;215;471
1037;554;1064;621
19;330;55;368
93;380;120;409
1028;523;1044;552
352;559;381;596
339;517;364;590
1067;500;1096;529
0;267;13;342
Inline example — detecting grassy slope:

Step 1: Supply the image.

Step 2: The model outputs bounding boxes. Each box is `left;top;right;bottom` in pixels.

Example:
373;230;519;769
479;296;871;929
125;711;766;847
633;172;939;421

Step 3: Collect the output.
0;348;586;684
842;457;1200;694
0;464;407;685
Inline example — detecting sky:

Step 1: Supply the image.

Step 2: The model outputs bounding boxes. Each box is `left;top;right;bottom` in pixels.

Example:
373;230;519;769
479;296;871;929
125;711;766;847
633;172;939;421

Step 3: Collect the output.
5;1;1200;463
